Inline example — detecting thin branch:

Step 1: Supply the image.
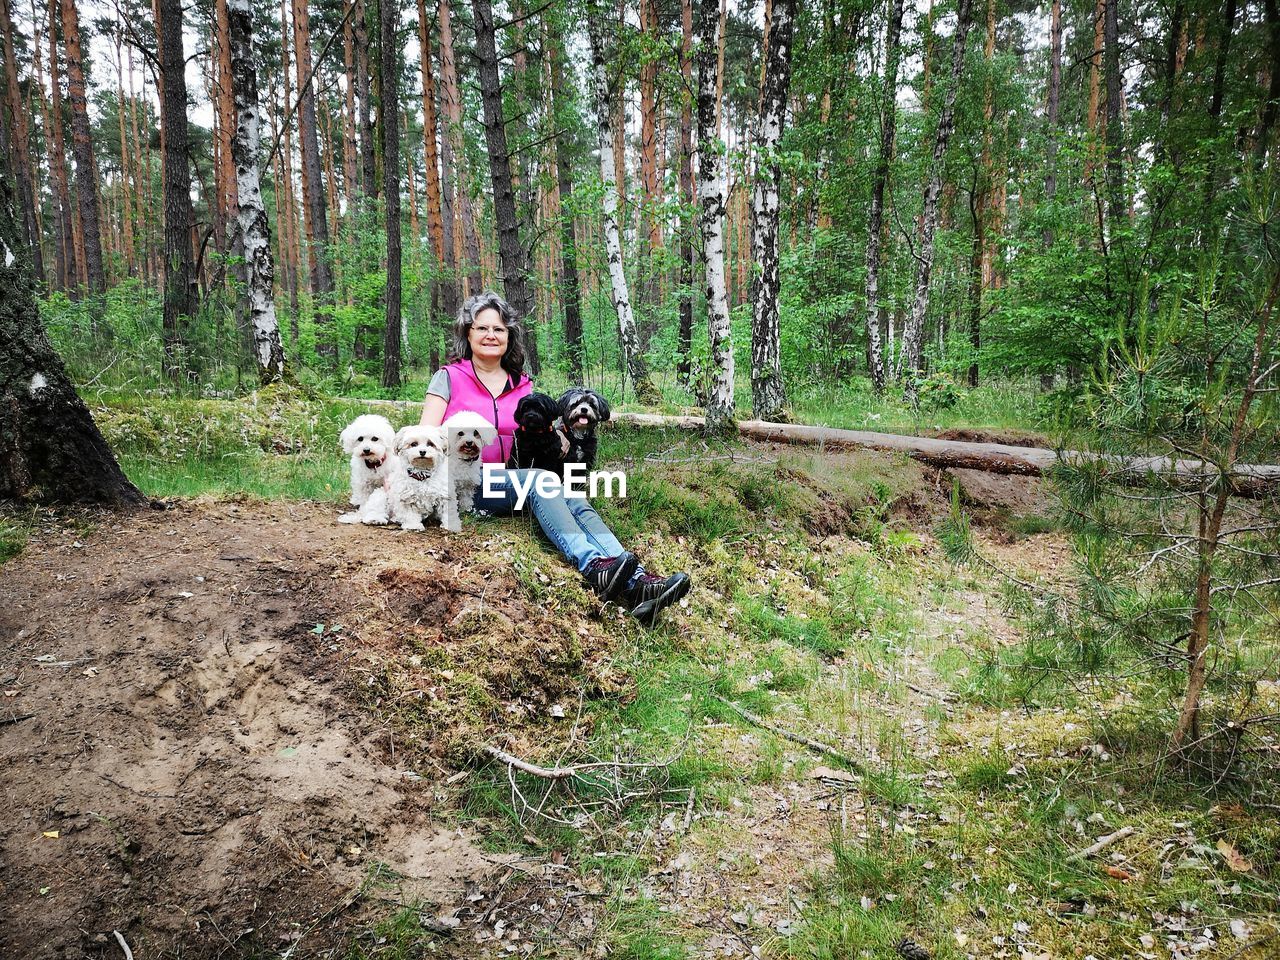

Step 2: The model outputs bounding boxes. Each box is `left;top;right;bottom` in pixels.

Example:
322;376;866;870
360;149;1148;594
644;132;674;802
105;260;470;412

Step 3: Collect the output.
712;694;864;771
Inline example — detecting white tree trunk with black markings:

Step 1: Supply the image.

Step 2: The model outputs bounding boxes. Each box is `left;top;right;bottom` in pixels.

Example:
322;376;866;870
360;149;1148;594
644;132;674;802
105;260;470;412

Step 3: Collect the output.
902;0;974;403
865;0;905;395
587;14;657;402
749;0;796;422
227;0;285;383
696;0;734;434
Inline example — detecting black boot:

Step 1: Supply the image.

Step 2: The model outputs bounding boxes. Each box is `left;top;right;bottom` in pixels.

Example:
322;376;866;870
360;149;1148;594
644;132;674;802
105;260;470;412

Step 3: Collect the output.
625;571;692;627
583;552;640;602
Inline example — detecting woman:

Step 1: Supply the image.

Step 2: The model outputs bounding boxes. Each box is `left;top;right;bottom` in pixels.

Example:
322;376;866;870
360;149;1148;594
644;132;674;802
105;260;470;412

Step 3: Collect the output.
422;291;691;627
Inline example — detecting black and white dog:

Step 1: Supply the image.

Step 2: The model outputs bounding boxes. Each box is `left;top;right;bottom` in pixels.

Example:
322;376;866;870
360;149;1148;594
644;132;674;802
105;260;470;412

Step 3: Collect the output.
557;387;610;473
507;392;565;473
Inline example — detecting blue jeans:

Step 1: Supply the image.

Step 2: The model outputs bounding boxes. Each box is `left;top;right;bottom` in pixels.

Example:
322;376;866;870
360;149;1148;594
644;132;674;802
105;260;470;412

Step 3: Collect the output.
473;468;641;578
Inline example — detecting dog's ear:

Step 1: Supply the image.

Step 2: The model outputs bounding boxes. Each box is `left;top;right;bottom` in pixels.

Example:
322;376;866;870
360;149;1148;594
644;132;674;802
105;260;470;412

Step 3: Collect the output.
514;396;532;421
556;389;579;413
393;427;414;454
591;391;611;422
340;422;357;454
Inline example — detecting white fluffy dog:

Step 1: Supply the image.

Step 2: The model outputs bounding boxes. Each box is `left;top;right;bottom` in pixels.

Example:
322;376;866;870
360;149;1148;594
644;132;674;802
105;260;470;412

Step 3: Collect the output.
387;425;459;532
442;412;498;512
338;414;397;524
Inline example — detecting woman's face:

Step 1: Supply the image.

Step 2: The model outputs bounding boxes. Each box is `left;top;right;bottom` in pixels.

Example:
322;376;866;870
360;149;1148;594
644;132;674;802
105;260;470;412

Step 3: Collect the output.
468;307;509;364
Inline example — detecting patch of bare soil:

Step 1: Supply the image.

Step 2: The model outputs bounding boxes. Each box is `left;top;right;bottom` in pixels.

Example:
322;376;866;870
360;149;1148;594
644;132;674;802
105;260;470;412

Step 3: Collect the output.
946;467;1055;518
930;427;1049;448
0;500;614;959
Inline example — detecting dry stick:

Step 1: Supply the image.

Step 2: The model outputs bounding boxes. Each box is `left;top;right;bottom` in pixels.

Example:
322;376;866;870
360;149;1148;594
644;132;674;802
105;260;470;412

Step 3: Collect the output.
1067;825;1135;861
712;694;864;771
482;743;580;779
1;714;34;726
113;930;134;960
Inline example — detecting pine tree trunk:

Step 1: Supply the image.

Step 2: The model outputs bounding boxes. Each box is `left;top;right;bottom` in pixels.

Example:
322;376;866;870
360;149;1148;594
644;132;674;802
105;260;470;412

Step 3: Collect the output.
587;11;658;402
548;20;584;382
59;0;103;294
214;0;239;264
0;0;43;282
354;0;376;199
1043;0;1061;244
471;0;535;347
34;0;74;291
158;0;197;377
1256;0;1280;163
678;0;694;383
438;0;482;296
112;31;136;275
292;0;336;359
342;13;359;207
864;0;904;395
697;0;734;432
381;0;402;387
1;158;144;506
1103;0;1125;236
416;0;448;319
639;0;660;316
902;0;973;403
749;0;795;421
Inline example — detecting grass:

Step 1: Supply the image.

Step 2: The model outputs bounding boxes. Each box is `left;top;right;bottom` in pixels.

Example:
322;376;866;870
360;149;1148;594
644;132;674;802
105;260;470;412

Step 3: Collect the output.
27;385;1279;958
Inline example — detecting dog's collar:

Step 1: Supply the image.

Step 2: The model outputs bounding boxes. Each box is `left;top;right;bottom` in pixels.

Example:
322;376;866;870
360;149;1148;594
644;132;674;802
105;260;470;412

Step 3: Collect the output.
406;466;434;481
363;454;386;469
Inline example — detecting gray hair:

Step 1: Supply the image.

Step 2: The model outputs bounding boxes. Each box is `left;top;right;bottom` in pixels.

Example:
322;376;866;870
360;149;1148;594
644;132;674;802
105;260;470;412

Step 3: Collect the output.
450;291;527;378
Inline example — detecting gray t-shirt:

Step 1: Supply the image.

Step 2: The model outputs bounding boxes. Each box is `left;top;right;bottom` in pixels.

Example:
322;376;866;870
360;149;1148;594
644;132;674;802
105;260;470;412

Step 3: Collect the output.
427;368;451;401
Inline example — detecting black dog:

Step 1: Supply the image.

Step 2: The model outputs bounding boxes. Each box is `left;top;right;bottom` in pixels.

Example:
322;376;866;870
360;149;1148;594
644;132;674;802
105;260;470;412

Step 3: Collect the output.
507;392;565;472
557;387;610;473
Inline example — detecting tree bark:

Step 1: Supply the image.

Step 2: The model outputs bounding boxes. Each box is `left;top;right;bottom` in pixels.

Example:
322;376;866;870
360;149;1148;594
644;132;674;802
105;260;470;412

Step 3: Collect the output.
638;0;660;315
697;0;734;432
749;0;796;421
214;0;239;262
438;0;482;296
355;0;376;199
35;0;75;291
548;20;583;382
1103;0;1125;233
471;0;536;359
1043;0;1061;240
292;0;336;360
677;0;694;383
59;0;103;294
381;0;402;388
0;0;43;283
227;0;285;382
0;156;144;506
587;11;659;402
157;0;197;377
864;0;904;395
902;0;974;403
416;0;449;320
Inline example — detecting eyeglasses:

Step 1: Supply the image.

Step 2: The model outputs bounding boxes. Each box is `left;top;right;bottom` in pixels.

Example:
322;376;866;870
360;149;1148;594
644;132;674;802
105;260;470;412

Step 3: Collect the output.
471;325;509;337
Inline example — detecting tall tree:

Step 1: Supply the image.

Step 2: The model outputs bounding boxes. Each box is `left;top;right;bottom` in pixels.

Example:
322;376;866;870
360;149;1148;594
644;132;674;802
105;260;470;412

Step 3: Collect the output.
354;0;376;198
864;0;905;394
33;0;75;290
749;0;797;420
587;10;658;401
1102;0;1125;235
548;18;583;382
438;0;482;296
227;0;285;382
417;0;451;327
0;153;144;506
638;0;660;313
382;0;403;387
902;0;974;402
59;0;103;294
696;0;734;433
157;0;197;376
292;0;336;359
471;0;536;368
677;0;694;383
214;0;240;265
0;0;43;282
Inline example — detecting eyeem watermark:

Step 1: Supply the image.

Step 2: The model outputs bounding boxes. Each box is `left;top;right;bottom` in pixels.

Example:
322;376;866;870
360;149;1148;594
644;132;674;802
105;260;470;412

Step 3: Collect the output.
482;463;627;510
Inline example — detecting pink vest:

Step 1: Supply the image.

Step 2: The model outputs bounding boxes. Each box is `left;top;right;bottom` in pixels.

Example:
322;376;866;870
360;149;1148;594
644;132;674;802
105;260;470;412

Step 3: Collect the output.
440;360;533;464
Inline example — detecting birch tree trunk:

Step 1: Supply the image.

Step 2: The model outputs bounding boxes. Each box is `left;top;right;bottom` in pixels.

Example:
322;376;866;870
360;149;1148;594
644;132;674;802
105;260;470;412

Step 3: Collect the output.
587;12;659;402
59;0;103;295
696;0;735;433
226;0;285;382
0;0;43;282
864;0;904;395
902;0;974;404
749;0;796;421
381;0;402;388
158;0;197;377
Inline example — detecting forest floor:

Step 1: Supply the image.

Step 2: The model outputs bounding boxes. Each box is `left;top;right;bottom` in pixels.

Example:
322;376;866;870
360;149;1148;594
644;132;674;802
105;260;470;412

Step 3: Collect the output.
2;416;1278;959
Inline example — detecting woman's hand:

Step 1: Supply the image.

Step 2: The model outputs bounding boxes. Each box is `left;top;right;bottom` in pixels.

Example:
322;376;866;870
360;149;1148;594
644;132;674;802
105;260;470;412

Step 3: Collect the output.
559;429;570;456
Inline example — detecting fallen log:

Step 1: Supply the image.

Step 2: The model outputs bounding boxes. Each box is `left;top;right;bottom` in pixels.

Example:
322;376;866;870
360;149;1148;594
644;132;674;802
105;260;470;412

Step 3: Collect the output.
614;413;1280;497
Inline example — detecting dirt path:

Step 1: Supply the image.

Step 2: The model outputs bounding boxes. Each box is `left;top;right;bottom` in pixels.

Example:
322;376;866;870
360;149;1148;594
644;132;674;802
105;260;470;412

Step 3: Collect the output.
0;501;511;958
